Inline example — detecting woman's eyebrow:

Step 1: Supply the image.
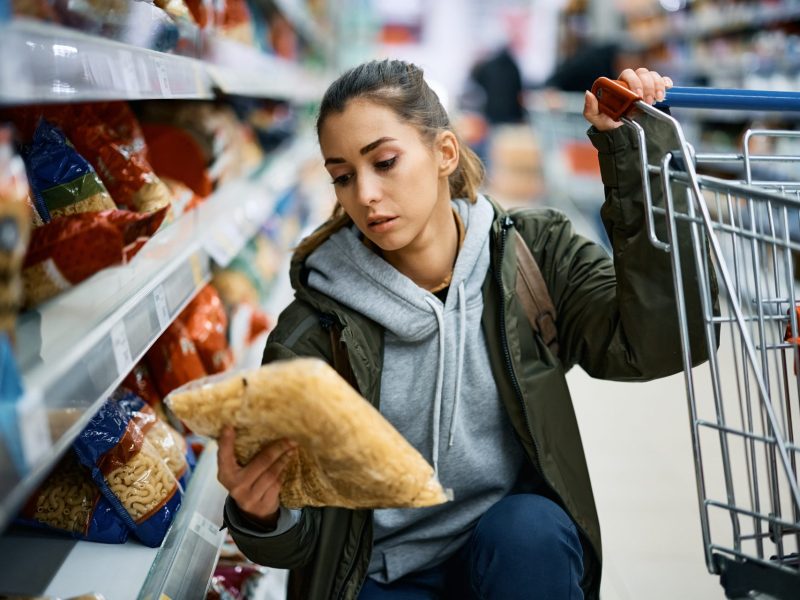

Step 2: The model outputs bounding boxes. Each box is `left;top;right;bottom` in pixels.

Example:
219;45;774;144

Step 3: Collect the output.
324;137;397;166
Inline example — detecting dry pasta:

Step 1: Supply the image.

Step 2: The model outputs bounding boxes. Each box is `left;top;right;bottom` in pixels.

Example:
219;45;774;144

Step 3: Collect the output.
167;358;449;509
104;440;177;521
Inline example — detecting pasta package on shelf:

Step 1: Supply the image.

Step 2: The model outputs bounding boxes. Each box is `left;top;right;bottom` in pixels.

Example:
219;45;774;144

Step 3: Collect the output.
166;358;450;510
72;392;183;547
21;206;168;307
137;102;262;189
178;284;233;374
113;389;193;487
144;318;208;398
122;362;162;407
16;451;130;544
0;125;31;338
22;119;116;223
51;103;172;215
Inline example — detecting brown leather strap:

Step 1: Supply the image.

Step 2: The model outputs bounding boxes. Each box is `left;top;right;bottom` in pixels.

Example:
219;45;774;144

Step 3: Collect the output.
328;321;358;390
514;229;559;357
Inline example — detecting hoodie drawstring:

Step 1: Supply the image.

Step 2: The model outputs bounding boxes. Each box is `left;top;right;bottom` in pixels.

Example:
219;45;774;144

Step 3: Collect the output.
424;280;468;475
449;281;466;447
424;297;446;477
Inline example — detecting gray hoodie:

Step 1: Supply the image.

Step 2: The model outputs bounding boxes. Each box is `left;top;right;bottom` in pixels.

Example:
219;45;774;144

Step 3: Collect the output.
305;195;526;583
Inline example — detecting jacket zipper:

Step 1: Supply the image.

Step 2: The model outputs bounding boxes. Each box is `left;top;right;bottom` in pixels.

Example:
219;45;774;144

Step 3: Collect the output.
320;311;370;600
495;216;544;476
496;216;593;562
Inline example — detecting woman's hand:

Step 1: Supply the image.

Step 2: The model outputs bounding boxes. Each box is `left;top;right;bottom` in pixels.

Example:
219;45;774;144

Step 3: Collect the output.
583;67;674;132
217;426;298;527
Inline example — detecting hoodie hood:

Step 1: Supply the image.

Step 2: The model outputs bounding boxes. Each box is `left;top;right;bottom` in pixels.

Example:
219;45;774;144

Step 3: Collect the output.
305;195;495;342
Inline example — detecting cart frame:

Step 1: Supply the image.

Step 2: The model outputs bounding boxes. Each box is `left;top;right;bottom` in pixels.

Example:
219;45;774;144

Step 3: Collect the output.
594;79;800;599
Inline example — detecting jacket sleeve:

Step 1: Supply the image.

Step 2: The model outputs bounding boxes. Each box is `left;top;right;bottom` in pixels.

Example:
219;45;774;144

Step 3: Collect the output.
544;111;717;380
223;304;332;568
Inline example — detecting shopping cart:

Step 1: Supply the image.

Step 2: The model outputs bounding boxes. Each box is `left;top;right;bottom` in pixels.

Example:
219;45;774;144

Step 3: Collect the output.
594;79;800;599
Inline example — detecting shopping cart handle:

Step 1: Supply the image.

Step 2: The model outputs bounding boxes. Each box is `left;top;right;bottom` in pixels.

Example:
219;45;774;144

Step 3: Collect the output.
657;87;800;112
592;77;641;120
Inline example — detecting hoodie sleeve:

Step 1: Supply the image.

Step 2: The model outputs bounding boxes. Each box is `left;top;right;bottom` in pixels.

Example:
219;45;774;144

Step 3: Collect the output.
534;111;717;380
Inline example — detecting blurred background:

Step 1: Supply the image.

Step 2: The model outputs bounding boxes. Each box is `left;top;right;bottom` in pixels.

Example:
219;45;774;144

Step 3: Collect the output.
1;1;799;599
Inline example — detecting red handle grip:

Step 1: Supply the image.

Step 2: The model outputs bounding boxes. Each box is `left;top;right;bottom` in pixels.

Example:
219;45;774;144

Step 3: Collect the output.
591;77;642;120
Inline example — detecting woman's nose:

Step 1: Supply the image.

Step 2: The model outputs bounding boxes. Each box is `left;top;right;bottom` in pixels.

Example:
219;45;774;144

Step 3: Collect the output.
355;171;381;206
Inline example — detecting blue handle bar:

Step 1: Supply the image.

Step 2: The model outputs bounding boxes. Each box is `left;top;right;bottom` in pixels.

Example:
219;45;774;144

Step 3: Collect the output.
656;87;800;111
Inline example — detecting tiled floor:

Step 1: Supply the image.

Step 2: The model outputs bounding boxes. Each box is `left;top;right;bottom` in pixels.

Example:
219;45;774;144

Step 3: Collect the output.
568;366;726;599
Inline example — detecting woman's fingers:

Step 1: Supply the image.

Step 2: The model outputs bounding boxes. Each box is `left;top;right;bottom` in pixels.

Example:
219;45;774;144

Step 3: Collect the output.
618;68;643;99
216;426;240;490
635;68;656;104
250;447;297;500
583;90;623;132
236;438;297;490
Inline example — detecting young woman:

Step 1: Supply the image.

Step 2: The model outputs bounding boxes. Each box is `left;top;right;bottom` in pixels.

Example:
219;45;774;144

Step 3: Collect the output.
216;60;711;599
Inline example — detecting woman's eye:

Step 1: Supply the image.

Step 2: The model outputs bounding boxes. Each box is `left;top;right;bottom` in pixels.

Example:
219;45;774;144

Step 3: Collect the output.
332;173;352;186
375;157;397;171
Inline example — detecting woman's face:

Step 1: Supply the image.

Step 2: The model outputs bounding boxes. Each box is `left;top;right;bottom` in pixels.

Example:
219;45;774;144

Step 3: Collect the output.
319;99;455;252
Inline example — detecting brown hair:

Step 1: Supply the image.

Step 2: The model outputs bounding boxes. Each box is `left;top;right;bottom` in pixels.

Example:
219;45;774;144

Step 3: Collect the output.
295;59;485;259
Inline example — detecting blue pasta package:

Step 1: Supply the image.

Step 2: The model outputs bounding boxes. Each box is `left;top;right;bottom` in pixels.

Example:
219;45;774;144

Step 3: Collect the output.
16;451;129;544
73;392;183;547
113;389;194;490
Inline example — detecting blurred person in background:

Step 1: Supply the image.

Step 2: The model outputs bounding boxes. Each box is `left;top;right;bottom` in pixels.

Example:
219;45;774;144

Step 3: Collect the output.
467;45;526;126
216;60;713;600
545;41;644;94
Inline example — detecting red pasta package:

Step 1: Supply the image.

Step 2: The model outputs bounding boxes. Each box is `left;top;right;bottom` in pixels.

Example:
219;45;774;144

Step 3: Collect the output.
22;206;168;307
179;285;233;374
140;123;213;199
122;363;163;407
145;319;208;397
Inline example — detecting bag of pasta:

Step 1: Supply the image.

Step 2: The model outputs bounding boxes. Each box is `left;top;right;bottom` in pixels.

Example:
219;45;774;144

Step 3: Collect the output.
72;392;183;547
114;389;193;488
22;119;116;223
16;451;130;544
166;358;449;510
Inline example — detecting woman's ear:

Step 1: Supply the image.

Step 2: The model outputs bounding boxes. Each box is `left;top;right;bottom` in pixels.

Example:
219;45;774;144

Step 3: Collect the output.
436;131;459;177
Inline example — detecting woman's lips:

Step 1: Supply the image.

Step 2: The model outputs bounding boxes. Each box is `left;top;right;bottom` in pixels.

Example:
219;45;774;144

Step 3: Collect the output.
368;216;398;233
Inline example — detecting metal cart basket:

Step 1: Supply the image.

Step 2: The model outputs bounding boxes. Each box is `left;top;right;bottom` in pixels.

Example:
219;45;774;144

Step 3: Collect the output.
594;80;800;599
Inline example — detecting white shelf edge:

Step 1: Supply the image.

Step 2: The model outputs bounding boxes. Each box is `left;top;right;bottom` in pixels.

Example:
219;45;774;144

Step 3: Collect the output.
0;19;214;103
0;18;331;104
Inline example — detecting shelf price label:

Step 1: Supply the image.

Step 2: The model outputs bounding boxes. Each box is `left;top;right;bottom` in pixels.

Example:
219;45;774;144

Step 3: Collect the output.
153;284;170;329
154;58;173;98
16;393;52;468
189;511;223;547
110;321;132;376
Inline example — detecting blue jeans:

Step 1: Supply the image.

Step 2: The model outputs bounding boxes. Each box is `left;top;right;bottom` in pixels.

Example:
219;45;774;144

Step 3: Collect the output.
358;494;584;599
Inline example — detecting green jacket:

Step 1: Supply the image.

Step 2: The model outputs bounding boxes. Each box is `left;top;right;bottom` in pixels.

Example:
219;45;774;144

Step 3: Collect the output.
227;113;715;599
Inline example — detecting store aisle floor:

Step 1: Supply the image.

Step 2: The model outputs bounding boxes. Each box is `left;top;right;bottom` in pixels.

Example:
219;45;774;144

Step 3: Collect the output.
568;366;725;599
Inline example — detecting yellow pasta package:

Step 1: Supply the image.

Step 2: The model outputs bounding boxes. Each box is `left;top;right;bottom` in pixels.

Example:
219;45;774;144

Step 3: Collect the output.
166;358;449;509
72;390;183;547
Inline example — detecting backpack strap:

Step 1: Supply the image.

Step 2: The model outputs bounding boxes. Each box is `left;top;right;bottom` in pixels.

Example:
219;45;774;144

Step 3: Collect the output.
513;229;560;357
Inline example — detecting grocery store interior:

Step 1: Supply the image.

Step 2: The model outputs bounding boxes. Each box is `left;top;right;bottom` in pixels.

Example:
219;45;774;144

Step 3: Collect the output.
3;0;800;598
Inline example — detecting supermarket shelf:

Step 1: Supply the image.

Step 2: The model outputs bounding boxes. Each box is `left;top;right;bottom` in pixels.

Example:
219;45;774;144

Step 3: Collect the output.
0;443;226;599
0;18;213;104
0;18;332;104
629;3;800;48
204;35;331;102
0;135;317;531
